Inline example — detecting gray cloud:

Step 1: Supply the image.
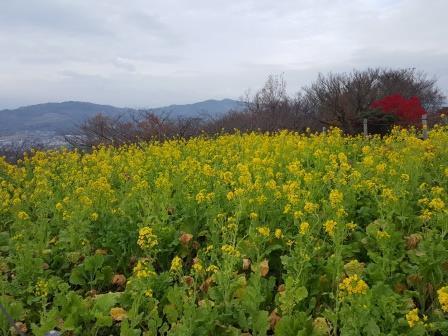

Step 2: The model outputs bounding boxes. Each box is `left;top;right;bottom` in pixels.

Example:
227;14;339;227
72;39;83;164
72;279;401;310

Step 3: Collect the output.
0;0;446;109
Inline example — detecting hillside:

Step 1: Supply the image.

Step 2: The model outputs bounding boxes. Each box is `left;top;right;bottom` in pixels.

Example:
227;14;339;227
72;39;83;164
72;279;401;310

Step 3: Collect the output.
0;99;244;135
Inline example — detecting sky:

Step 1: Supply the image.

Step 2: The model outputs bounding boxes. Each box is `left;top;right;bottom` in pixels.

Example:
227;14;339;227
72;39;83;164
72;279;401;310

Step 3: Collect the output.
0;0;447;109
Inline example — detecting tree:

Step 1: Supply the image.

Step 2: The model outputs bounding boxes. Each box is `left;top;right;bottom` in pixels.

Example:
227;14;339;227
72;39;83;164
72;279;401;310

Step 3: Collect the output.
370;94;426;122
303;68;445;134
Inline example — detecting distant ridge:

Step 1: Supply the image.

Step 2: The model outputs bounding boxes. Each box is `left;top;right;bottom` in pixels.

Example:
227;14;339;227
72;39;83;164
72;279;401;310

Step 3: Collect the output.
0;99;245;135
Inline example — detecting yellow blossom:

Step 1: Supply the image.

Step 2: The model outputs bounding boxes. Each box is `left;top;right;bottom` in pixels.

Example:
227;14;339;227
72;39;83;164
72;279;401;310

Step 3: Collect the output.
274;228;283;239
35;279;49;297
195;191;206;203
144;289;153;298
249;212;258;220
339;275;368;296
419;209;432;222
137;227;158;250
192;261;203;273
293;210;303;219
429;198;445;211
133;259;155;278
170;256;183;272
406;308;420;328
329;189;343;208
346;222;357;231
221;244;240;257
323;220;337;237
376;230;390;239
17;211;29;220
257;226;270;237
206;265;219;273
89;212;99;221
437;286;448;312
304;202;319;214
299;222;310;235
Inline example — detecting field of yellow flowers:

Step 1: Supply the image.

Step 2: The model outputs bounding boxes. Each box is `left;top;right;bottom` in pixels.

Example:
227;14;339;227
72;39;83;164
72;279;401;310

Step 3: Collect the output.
1;127;448;335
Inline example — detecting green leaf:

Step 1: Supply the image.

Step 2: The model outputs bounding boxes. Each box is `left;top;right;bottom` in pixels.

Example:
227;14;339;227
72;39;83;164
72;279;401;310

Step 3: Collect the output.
363;319;380;336
253;310;269;335
294;286;308;302
93;292;121;313
69;267;86;286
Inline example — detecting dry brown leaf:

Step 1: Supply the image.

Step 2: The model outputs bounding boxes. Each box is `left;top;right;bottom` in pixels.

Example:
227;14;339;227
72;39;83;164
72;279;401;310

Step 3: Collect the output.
260;259;269;277
268;309;281;329
112;274;127;287
179;233;193;246
242;258;251;271
110;307;127;321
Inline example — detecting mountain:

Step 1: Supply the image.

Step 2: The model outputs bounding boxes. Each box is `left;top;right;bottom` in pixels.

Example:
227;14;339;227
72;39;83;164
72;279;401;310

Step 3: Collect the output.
152;99;245;119
0;101;133;135
0;99;245;135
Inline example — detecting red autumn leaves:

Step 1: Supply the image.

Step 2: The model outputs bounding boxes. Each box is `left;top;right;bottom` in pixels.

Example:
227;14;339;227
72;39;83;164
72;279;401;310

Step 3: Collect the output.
370;94;426;122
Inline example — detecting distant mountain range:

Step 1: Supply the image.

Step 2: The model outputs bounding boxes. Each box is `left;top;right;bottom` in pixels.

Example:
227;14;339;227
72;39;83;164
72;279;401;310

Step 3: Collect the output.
0;99;245;135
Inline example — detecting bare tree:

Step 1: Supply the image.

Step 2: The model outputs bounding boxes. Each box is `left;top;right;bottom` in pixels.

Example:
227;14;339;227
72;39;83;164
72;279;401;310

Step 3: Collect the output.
71;68;445;147
303;68;445;134
0;140;45;163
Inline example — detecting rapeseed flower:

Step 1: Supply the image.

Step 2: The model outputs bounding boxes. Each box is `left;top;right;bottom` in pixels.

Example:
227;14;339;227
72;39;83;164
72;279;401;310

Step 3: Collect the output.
133;259;155;278
339;275;368;296
304;202;319;214
257;226;270;237
170;256;183;272
324;220;337;237
137;227;158;249
299;222;310;235
274;228;283;239
429;198;445;211
221;244;240;257
329;189;343;208
437;286;448;312
17;211;29;220
406;308;419;327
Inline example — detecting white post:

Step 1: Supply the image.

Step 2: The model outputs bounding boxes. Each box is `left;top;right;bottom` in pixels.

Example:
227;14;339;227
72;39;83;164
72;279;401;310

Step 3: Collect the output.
422;114;428;140
322;127;326;135
363;118;368;138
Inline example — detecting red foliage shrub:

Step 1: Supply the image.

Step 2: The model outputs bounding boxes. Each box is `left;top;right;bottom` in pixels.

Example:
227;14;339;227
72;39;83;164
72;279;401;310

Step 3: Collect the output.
371;94;426;122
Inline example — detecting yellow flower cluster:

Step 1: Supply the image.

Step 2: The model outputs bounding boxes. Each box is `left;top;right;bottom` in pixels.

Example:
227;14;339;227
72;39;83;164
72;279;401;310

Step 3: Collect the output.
339;275;368;296
376;230;390;239
304;202;319;214
137;227;158;250
299;222;310;235
17;211;29;220
257;226;270;237
406;308;427;328
221;244;240;257
329;189;343;208
206;265;219;273
170;256;183;272
35;279;49;297
274;228;283;239
323;220;337;237
437;286;448;312
406;308;419;328
133;259;155;278
429;198;445;211
192;260;203;273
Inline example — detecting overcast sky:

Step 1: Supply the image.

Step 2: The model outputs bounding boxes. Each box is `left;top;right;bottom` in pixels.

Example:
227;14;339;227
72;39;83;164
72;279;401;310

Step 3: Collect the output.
0;0;447;109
